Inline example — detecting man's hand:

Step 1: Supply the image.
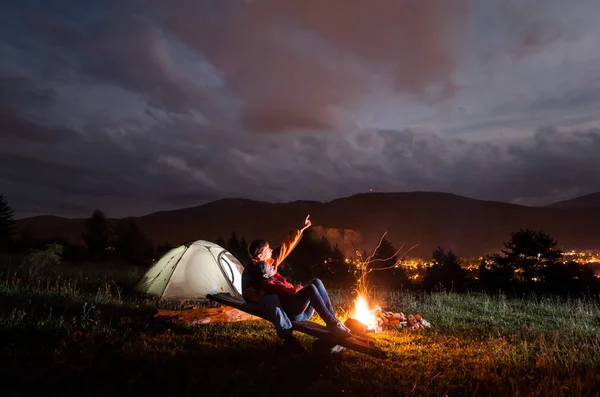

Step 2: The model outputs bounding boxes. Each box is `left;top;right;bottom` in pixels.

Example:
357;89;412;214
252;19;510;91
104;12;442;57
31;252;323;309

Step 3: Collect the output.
301;214;312;232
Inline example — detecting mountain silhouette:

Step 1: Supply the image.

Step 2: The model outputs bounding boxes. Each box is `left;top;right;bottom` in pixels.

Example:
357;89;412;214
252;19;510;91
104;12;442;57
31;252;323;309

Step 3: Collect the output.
545;192;600;210
16;192;600;258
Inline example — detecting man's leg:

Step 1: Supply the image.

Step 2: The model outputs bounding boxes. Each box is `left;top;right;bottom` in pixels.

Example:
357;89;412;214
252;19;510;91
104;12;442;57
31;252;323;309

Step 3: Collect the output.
246;294;292;338
309;278;334;314
288;278;329;322
282;284;337;325
281;286;351;337
254;294;306;352
292;304;314;322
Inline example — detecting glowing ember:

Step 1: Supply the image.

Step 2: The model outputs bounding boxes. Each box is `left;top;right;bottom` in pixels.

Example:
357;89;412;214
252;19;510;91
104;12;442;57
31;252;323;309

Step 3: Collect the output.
351;294;380;331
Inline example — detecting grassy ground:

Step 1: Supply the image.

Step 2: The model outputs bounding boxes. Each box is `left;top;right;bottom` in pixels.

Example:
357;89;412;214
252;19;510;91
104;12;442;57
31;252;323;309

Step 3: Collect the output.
1;260;600;396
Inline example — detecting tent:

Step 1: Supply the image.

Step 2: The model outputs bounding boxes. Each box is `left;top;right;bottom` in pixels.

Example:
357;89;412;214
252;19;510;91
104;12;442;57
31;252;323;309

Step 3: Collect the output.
135;240;245;300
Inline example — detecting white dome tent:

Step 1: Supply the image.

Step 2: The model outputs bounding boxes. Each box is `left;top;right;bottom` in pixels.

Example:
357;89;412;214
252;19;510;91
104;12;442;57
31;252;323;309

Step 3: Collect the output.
135;240;245;300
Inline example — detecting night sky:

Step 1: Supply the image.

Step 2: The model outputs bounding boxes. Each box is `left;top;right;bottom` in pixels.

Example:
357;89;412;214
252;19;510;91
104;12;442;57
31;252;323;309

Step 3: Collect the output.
2;0;600;218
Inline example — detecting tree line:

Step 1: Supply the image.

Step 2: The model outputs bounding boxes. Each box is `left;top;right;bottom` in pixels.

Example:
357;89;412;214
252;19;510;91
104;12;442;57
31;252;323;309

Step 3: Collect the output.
219;227;600;296
1;194;599;295
1;197;161;266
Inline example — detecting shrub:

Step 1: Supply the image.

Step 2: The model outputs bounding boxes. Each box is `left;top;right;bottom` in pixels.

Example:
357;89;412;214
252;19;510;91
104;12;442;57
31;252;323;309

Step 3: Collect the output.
20;243;64;280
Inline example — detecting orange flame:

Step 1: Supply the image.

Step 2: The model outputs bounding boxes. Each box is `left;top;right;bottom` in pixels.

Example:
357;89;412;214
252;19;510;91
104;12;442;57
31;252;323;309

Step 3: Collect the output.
351;294;379;330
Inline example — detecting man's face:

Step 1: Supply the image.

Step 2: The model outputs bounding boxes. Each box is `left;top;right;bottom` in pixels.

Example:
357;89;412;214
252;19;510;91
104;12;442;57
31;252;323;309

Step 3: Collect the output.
258;243;273;261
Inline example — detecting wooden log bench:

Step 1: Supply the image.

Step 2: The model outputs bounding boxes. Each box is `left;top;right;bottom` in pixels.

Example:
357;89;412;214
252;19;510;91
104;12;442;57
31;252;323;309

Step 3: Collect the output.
207;293;387;358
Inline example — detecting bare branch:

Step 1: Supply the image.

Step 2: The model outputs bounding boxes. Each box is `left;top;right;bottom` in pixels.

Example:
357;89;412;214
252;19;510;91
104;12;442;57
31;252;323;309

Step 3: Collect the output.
349;232;419;297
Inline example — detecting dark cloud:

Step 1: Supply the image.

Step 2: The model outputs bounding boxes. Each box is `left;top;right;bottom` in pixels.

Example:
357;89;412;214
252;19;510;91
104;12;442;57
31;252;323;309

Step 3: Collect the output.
455;128;600;203
2;1;600;218
30;9;211;115
0;110;215;216
0;75;55;108
2;94;600;217
294;127;600;206
0;152;117;197
499;2;564;57
0;110;63;143
0;75;66;143
160;0;470;132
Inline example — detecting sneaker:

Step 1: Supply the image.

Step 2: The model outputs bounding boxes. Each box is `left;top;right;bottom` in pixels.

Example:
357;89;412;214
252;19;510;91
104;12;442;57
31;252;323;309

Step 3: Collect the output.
282;334;307;353
327;320;352;339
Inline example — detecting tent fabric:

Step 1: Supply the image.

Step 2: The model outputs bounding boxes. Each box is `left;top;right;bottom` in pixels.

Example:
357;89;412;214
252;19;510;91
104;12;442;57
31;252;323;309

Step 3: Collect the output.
135;240;245;300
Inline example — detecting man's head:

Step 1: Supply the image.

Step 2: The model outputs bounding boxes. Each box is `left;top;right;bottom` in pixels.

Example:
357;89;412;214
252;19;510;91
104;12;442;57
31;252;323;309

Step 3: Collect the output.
249;239;273;262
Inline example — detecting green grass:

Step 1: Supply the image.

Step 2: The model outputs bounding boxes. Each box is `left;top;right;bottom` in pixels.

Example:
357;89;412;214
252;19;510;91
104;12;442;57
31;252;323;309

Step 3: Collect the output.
1;262;600;396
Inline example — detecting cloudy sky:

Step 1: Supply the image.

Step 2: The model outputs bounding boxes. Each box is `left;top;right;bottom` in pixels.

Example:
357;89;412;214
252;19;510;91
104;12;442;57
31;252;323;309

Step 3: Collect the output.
2;0;600;218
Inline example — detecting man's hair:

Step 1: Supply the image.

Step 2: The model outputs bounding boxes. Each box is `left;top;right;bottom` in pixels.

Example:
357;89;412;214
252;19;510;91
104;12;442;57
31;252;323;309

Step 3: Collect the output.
248;239;268;259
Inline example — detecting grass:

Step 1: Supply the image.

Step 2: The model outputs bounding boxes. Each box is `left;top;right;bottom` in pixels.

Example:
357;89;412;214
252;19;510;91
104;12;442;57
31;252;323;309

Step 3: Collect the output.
1;260;600;396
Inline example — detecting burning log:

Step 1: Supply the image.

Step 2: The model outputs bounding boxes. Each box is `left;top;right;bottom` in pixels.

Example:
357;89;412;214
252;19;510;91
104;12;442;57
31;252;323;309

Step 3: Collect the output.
344;318;368;335
350;295;381;332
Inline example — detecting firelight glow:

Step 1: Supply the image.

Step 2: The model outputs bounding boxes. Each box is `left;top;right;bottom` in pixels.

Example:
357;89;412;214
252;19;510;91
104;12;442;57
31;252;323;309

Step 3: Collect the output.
352;294;379;330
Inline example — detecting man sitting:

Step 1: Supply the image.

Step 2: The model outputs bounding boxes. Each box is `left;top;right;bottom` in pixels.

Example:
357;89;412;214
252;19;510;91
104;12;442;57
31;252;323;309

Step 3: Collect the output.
241;216;311;352
245;215;352;339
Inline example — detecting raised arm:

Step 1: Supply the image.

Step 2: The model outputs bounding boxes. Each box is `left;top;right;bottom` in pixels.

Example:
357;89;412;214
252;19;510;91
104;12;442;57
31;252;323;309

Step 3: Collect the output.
273;214;312;268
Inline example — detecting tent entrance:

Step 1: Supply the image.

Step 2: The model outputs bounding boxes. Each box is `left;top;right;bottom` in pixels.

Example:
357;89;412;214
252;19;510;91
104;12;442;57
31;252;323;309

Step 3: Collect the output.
217;250;244;298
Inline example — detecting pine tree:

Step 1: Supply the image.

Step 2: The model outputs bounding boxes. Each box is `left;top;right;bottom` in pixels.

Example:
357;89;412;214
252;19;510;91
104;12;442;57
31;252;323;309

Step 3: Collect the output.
370;237;406;289
0;195;16;252
329;244;351;287
114;219;154;265
239;237;249;261
215;236;226;248
424;246;467;292
81;209;112;260
501;229;562;284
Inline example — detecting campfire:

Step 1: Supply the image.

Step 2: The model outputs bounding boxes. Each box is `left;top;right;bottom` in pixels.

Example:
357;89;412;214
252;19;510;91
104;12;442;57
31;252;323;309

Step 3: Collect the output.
347;294;383;333
342;233;431;335
345;293;432;334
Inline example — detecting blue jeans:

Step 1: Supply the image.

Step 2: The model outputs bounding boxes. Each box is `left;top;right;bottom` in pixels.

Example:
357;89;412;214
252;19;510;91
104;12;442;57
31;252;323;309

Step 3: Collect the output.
280;279;335;325
245;294;293;339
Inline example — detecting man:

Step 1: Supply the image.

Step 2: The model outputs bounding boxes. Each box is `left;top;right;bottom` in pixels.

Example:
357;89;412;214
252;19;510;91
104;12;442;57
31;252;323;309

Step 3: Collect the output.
245;215;352;339
241;215;312;352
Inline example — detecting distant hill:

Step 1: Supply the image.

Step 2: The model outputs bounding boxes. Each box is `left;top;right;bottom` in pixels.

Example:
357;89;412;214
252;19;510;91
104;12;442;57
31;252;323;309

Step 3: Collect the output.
546;192;600;210
16;192;600;258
